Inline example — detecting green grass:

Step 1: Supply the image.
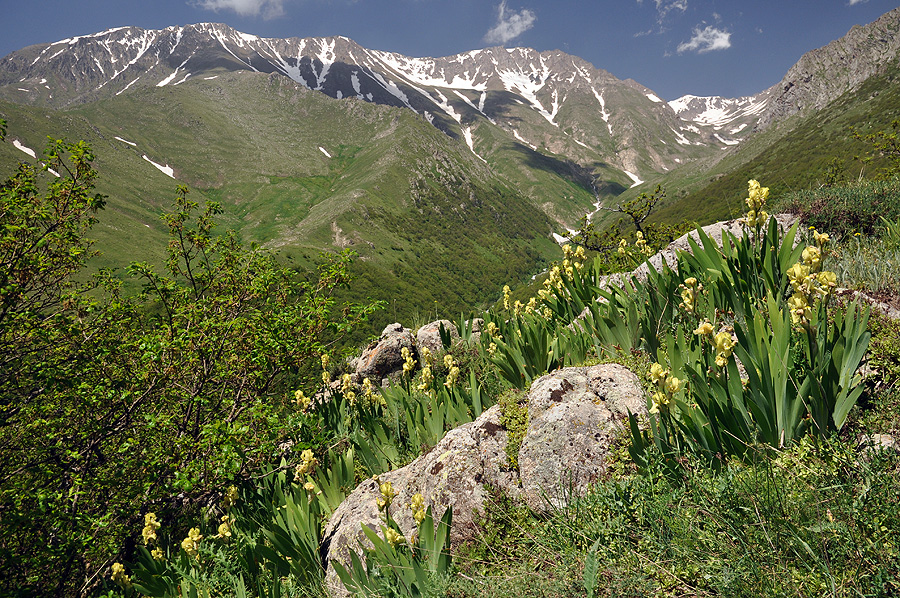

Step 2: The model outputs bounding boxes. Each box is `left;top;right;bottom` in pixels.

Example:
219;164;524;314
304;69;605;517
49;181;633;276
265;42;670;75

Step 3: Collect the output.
640;64;900;228
447;436;900;598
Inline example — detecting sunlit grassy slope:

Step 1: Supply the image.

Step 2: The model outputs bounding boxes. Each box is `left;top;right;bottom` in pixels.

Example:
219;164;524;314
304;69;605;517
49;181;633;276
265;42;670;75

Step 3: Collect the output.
0;70;562;331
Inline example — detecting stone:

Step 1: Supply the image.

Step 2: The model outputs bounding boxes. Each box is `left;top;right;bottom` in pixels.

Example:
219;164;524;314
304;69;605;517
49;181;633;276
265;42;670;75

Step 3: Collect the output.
518;363;646;513
322;363;647;596
355;323;416;382
322;405;518;597
416;319;459;356
857;433;900;455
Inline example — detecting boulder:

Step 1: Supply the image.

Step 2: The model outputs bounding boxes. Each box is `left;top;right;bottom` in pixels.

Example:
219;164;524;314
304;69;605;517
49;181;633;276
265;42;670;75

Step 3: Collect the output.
464;318;484;345
518;363;646;512
355;323;416;382
857;433;900;455
323;363;646;596
415;319;459;355
322;405;518;597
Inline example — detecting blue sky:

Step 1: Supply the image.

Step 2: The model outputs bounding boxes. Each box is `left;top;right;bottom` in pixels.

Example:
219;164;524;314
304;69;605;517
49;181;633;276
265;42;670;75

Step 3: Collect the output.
2;0;897;99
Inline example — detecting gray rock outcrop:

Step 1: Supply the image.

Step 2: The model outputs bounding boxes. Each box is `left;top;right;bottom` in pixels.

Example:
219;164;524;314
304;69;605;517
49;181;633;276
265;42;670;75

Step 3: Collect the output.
323;363;646;597
757;7;900;131
322;405;517;597
355;323;416;383
518;363;646;512
415;319;459;355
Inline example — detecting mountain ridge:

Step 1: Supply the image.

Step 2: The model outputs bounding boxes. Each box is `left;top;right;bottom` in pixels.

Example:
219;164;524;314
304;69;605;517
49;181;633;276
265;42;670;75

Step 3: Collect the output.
0;22;751;181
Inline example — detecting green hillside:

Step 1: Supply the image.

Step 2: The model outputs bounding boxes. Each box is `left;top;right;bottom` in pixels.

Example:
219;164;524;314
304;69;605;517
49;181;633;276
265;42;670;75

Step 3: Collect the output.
650;64;900;226
0;71;562;331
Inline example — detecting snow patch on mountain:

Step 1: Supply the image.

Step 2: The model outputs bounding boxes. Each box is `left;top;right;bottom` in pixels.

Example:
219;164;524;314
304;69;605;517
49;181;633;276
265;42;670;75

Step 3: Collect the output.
592;88;613;136
462;127;487;163
669;94;769;129
311;38;336;90
498;63;558;127
13;140;36;158
370;51;488;91
116;76;141;95
430;90;460;122
623;170;644;187
512;129;537;150
157;57;190;87
142;155;175;178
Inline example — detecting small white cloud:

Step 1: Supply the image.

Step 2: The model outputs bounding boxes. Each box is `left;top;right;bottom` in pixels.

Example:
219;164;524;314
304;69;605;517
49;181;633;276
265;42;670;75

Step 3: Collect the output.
193;0;286;19
677;25;731;54
484;1;537;45
651;0;688;23
848;0;869;5
636;0;687;35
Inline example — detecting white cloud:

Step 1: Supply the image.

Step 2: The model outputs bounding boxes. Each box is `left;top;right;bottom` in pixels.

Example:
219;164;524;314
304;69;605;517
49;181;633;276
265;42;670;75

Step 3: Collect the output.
848;0;869;5
484;1;537;45
656;0;688;18
677;25;731;53
193;0;286;19
637;0;688;22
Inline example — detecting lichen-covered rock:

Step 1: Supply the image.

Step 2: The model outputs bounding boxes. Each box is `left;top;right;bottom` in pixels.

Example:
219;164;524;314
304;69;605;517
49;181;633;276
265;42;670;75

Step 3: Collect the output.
416;319;459;355
858;433;900;455
518;363;646;513
355;323;416;382
322;405;518;597
323;364;646;596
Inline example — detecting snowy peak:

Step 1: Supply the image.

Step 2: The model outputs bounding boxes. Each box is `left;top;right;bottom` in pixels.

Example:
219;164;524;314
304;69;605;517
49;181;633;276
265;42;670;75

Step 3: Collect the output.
0;22;762;182
669;92;771;134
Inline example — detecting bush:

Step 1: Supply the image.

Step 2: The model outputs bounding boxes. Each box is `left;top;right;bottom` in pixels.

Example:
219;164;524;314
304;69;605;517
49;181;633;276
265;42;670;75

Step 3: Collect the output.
0;126;378;597
777;175;900;238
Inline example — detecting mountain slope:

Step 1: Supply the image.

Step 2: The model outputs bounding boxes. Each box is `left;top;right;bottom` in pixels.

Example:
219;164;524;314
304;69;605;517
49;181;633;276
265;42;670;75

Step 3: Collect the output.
0;70;558;328
756;6;900;131
3;7;900;322
0;24;748;193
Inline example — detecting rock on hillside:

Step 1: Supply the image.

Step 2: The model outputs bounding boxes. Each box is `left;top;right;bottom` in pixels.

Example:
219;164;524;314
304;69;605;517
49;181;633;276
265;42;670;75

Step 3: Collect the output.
322;363;646;597
756;7;900;130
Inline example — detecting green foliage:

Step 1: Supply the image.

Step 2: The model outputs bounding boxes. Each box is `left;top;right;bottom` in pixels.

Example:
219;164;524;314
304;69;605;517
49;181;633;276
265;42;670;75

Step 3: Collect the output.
828;232;900;295
777;175;900;238
481;310;594;388
497;389;527;470
450;437;900;598
869;313;900;391
881;215;900;251
0;135;106;402
854;118;900;179
0;132;379;596
629;216;871;468
121;466;326;598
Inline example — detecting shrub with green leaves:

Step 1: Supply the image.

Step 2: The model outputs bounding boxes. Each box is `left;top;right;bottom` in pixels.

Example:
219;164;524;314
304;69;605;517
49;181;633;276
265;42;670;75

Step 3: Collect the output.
0;126;379;597
777;175;900;238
